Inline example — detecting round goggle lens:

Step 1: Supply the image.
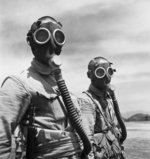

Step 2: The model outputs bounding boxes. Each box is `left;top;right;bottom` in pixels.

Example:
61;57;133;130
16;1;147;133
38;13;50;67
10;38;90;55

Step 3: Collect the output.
95;67;105;78
53;29;65;45
34;28;50;44
108;67;114;76
95;67;114;78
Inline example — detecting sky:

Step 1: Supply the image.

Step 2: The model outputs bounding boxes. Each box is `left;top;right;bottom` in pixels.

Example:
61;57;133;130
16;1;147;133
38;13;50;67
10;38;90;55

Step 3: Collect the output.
0;0;150;116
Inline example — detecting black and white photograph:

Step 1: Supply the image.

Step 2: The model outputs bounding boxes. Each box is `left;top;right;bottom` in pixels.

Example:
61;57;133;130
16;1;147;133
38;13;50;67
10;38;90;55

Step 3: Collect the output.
0;0;150;159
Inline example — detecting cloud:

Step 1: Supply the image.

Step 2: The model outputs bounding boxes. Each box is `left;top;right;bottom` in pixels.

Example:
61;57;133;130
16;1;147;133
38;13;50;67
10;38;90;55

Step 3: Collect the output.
1;0;150;113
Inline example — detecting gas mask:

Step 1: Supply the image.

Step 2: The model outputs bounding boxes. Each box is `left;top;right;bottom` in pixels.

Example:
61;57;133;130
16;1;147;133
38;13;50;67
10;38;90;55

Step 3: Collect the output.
27;16;65;56
87;57;116;85
33;23;65;54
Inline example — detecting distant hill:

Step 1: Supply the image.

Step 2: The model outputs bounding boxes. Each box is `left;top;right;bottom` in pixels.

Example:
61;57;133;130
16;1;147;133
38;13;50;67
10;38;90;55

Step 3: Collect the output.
122;110;150;119
125;113;150;122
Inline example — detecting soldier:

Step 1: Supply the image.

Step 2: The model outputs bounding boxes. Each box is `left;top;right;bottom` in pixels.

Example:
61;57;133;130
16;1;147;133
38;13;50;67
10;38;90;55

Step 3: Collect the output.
0;16;91;159
79;57;127;159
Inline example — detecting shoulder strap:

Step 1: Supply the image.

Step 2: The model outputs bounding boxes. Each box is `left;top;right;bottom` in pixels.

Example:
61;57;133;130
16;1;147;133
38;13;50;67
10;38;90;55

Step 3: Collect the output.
84;91;120;139
83;91;115;131
83;91;108;123
1;75;31;95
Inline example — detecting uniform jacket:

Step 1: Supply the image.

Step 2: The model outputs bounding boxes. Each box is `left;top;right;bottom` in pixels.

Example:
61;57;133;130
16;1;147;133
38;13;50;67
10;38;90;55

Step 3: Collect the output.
79;84;122;158
0;58;81;159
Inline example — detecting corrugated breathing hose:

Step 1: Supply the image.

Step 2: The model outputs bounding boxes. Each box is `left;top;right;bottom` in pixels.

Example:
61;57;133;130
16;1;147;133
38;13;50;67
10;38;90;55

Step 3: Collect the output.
108;89;127;144
53;68;92;159
112;99;127;144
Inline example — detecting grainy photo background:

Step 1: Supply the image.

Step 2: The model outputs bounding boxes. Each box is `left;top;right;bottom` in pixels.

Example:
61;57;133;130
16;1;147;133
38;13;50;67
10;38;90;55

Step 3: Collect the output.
0;0;150;158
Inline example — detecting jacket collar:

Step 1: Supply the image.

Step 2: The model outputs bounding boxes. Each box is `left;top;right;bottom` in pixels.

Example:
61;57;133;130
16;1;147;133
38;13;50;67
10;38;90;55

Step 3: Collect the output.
89;84;108;98
89;84;103;97
31;58;53;75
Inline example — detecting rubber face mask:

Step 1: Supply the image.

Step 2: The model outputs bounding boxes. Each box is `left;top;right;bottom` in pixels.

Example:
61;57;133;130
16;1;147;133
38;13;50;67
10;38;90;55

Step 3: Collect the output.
88;57;116;90
91;66;112;90
94;69;111;87
27;17;66;65
33;21;65;56
27;16;66;57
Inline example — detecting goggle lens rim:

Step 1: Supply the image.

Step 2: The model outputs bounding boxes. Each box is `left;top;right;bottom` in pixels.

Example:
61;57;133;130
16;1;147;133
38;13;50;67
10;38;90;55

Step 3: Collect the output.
95;67;106;78
53;29;65;46
33;28;65;46
33;28;51;45
107;67;114;76
95;67;114;78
